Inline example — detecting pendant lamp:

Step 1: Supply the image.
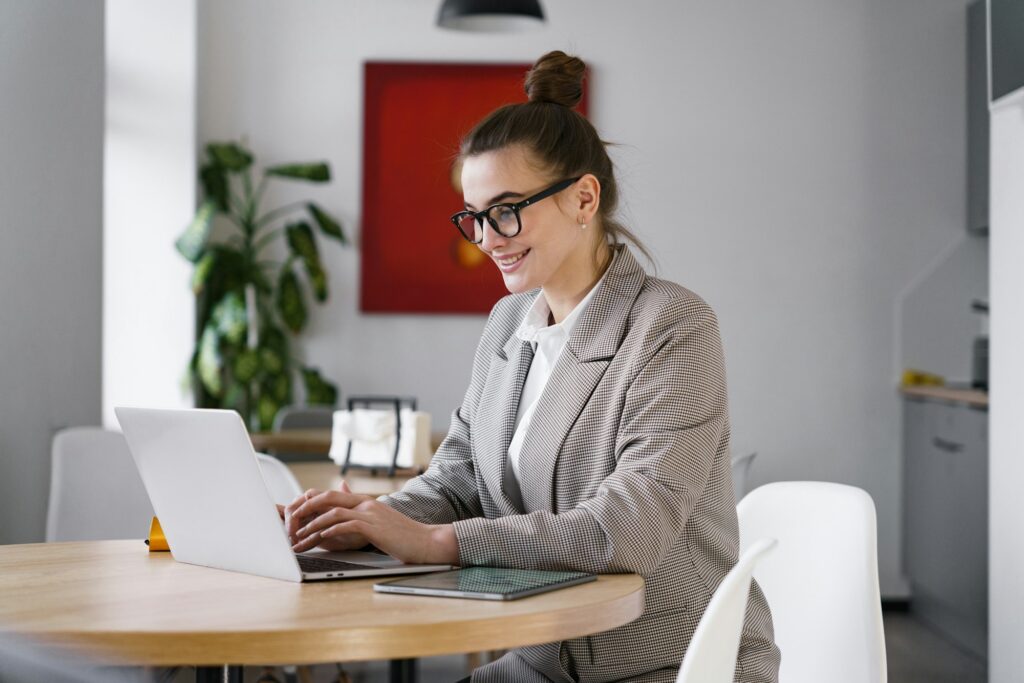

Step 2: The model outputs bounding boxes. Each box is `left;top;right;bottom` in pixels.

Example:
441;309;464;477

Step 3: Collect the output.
437;0;546;32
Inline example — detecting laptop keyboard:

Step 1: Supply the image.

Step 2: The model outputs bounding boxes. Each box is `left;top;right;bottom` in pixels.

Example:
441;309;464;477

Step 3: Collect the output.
296;555;377;573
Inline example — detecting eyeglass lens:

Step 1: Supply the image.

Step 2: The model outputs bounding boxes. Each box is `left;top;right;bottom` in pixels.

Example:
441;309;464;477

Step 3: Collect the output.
457;205;520;243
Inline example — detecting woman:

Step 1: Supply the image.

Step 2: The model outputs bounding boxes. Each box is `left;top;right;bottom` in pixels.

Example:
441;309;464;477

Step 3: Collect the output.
286;51;780;683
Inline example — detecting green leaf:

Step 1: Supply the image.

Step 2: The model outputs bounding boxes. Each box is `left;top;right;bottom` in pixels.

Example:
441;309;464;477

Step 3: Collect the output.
276;266;307;332
308;203;346;244
199;163;229;212
271;373;291;403
266;162;331;182
191;251;217;294
175;199;217;263
261;324;289;360
206;142;253;172
309;268;327;302
259;347;283;375
301;367;338;406
233;348;260;383
197;325;223;397
192;246;248;296
286;222;328;302
257;394;280;431
211;291;248;345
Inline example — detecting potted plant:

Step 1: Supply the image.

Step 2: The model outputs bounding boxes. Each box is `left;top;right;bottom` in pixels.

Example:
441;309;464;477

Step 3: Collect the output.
176;141;346;430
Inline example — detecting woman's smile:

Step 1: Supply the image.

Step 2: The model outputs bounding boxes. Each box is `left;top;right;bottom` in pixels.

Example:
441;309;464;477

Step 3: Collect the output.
492;248;531;273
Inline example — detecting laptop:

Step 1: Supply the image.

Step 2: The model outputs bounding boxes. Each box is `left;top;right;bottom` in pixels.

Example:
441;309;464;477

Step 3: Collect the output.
115;407;454;582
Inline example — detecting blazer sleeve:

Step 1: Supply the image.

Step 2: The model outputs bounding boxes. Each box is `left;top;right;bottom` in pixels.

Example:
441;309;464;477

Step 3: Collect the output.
452;302;728;577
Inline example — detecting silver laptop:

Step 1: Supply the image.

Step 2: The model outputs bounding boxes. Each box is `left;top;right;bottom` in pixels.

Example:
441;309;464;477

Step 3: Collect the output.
115;407;453;582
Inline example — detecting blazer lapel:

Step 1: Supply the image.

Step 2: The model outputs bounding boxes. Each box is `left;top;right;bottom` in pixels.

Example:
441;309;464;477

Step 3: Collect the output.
517;246;648;512
475;332;534;515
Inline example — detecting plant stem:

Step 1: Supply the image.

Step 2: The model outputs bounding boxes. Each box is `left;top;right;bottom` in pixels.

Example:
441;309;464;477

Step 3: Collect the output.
253;228;285;255
254;201;308;231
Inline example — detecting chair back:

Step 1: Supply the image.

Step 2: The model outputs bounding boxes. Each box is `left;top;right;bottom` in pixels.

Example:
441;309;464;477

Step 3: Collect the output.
46;428;154;542
676;538;778;683
272;405;334;431
729;450;757;502
255;452;304;506
737;482;887;683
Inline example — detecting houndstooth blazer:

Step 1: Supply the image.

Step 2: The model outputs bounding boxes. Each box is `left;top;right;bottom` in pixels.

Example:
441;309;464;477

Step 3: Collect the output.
381;246;781;683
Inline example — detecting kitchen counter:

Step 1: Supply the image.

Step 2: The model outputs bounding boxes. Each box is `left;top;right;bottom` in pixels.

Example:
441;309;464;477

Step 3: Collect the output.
900;384;988;408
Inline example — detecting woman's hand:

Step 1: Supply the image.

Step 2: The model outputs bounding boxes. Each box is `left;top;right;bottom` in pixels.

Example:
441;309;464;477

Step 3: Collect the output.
282;481;373;552
289;486;459;565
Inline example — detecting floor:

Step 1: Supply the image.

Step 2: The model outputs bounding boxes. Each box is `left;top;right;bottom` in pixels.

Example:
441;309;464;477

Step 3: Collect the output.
166;609;987;683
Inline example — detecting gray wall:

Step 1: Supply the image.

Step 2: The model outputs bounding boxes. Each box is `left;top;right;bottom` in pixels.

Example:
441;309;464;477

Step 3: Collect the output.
0;1;104;543
197;0;971;596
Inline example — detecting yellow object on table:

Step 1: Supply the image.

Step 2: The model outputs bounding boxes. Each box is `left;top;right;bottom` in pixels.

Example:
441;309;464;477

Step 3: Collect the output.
146;517;169;552
901;369;945;387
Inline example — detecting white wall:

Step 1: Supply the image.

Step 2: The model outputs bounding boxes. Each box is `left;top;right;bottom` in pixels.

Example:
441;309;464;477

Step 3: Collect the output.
103;0;196;428
988;86;1024;683
0;0;104;543
198;0;973;596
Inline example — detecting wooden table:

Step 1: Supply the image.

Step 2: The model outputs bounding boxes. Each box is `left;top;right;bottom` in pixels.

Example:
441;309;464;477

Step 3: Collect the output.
288;461;416;498
0;541;645;681
250;429;447;455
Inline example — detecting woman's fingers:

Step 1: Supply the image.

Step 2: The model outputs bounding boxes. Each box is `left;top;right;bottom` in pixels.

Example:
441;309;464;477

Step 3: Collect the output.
295;505;368;540
291;489;364;521
285;489;322;538
291;508;369;552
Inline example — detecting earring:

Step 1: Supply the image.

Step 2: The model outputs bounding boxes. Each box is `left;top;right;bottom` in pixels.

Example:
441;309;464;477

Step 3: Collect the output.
579;218;587;230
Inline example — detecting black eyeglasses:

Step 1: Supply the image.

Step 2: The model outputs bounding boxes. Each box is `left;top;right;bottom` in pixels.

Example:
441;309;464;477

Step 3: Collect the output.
450;177;581;244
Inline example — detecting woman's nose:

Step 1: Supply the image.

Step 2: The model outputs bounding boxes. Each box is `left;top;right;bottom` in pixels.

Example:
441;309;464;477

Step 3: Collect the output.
479;219;508;253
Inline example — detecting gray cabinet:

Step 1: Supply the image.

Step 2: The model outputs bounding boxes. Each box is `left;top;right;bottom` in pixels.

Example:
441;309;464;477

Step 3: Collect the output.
903;397;988;658
967;0;989;235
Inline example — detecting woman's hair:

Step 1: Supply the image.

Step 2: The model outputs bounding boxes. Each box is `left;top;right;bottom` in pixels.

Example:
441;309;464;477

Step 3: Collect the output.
460;51;652;266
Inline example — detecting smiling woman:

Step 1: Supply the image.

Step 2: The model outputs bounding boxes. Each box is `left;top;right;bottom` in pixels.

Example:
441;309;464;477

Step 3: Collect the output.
285;50;781;683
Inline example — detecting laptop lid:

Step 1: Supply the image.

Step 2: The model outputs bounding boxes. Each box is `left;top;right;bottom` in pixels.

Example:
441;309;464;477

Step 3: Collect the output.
115;407;303;582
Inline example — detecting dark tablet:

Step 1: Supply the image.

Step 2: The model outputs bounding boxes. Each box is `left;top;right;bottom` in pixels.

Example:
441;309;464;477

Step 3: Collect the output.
373;567;597;601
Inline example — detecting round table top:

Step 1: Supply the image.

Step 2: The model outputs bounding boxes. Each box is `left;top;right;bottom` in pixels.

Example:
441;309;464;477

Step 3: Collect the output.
0;540;645;666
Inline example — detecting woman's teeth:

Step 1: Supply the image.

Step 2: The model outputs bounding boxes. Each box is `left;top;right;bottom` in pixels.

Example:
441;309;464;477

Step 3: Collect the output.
498;251;528;266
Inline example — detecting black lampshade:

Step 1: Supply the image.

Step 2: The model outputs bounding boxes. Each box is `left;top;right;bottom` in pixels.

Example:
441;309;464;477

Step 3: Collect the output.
437;0;546;32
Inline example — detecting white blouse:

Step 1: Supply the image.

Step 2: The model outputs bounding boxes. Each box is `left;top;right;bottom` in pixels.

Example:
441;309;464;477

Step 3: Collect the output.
503;273;607;508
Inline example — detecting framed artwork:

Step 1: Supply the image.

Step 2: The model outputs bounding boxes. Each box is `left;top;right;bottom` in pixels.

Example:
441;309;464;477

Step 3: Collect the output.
360;62;589;314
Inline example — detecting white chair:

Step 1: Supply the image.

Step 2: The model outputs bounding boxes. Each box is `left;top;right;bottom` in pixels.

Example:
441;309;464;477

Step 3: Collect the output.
255;452;304;506
676;538;778;683
729;450;757;503
46;428;154;542
737;482;887;683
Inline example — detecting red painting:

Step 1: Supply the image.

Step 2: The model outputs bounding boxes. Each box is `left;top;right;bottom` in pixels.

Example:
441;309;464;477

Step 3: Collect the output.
360;62;589;314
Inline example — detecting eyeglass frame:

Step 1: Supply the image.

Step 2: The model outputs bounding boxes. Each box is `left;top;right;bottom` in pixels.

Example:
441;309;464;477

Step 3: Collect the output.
450;176;582;244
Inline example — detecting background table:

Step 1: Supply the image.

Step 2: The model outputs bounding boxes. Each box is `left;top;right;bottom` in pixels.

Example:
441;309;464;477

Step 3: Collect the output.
0;540;644;678
250;429;447;456
288;461;416;498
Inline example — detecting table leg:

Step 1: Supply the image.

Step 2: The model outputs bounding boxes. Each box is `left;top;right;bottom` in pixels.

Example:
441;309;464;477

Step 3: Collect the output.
195;665;243;683
389;658;417;683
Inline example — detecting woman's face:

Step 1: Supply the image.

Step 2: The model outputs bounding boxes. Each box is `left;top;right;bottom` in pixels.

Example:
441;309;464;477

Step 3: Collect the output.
460;146;594;295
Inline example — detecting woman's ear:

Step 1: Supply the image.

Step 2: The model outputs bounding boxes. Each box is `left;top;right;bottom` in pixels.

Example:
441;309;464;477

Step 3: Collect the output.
574;174;601;224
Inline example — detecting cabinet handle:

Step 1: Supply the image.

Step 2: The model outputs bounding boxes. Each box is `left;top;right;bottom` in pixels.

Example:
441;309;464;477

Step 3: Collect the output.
933;437;965;453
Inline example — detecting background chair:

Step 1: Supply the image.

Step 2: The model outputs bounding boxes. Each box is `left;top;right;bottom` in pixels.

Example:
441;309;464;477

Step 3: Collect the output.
255;452;304;506
737;482;887;683
729;450;757;503
271;404;335;462
46;427;154;542
676;538;778;683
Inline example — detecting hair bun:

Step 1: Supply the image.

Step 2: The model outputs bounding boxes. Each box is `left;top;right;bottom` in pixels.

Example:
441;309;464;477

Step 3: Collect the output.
524;50;586;108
